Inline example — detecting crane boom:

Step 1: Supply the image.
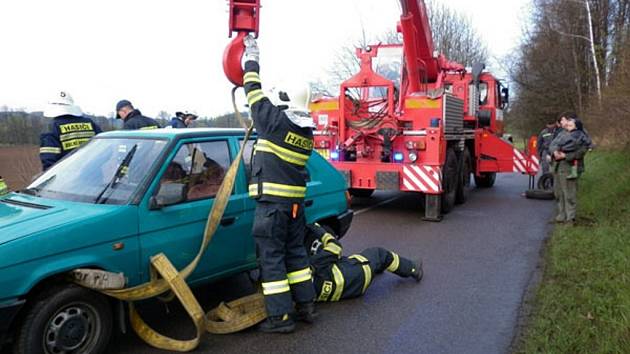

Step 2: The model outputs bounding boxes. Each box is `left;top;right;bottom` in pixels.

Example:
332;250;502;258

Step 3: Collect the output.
398;0;465;93
399;0;436;91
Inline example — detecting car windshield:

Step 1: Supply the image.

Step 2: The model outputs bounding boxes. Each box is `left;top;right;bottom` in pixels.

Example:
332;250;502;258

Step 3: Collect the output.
25;138;168;204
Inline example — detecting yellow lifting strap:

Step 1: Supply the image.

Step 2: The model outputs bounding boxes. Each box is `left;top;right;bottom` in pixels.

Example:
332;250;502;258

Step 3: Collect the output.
75;87;268;352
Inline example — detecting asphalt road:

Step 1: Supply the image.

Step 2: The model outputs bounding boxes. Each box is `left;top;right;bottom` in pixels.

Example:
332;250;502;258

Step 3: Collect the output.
107;173;553;354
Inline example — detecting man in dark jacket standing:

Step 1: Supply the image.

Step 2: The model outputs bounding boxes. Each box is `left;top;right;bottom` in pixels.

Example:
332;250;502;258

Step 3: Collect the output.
536;120;557;174
40;91;102;170
242;35;317;333
115;99;160;130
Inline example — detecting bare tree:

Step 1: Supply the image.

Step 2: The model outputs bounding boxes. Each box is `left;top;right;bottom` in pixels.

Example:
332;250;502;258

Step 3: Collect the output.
425;0;489;66
315;1;489;94
156;110;171;121
507;0;630;147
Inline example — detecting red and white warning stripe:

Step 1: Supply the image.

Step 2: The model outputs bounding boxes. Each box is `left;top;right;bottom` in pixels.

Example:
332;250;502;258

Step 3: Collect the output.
402;165;442;193
529;155;540;173
513;148;539;174
513;148;528;174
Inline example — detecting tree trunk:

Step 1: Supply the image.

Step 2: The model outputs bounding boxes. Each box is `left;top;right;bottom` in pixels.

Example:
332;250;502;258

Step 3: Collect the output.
585;0;602;104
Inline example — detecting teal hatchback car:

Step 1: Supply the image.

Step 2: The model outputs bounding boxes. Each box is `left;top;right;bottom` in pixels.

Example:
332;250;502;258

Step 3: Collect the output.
0;128;352;354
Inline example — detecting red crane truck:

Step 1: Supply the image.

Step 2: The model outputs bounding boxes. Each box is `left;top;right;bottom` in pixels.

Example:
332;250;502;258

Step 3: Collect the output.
308;0;539;220
222;0;540;221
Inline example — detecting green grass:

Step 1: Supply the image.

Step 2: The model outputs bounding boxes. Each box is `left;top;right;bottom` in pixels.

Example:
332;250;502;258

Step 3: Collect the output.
519;150;630;354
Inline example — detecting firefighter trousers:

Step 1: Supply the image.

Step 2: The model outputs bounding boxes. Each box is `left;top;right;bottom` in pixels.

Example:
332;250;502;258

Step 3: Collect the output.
252;201;315;317
540;152;551;175
361;247;417;278
316;247;417;301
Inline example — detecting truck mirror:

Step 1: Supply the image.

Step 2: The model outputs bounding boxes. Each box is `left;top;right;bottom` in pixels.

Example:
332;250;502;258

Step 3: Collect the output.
501;87;509;104
150;183;186;209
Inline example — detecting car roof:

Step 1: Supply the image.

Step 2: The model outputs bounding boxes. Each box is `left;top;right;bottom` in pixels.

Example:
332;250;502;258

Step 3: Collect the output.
97;128;251;141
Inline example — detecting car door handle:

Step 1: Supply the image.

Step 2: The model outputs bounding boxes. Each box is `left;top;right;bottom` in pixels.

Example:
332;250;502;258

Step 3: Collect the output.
305;200;314;207
220;216;237;226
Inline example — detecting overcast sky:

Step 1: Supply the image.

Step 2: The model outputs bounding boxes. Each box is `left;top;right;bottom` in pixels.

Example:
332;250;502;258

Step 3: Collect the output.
0;0;530;118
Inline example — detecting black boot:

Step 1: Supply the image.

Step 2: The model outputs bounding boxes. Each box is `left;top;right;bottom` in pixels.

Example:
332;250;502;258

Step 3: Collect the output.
411;260;423;283
258;314;295;333
295;302;318;324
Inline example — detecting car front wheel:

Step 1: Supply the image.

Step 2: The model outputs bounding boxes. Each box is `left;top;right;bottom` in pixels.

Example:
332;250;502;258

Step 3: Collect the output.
14;284;112;354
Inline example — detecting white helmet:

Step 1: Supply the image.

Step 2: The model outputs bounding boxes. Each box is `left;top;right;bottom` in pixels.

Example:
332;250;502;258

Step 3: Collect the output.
268;83;315;128
44;91;83;118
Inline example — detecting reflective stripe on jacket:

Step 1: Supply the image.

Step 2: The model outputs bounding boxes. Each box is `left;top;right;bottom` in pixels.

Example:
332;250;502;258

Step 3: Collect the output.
243;60;314;203
122;110;160;130
39;115;102;170
305;223;369;302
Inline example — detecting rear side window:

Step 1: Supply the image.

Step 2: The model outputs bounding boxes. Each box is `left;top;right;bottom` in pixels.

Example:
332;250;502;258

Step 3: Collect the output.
158;140;231;202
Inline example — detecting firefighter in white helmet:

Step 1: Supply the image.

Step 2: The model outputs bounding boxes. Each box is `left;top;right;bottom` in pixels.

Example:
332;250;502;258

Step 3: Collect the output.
242;34;317;333
39;91;102;170
171;111;199;128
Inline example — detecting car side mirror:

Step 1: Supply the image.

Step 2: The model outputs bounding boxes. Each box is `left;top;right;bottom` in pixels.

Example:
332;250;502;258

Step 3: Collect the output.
149;183;186;210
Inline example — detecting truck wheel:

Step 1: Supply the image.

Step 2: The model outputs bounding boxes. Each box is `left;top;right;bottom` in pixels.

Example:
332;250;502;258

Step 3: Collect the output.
474;172;496;188
441;148;458;213
455;148;472;204
14;284;113;354
525;189;555;200
537;173;554;191
349;188;374;198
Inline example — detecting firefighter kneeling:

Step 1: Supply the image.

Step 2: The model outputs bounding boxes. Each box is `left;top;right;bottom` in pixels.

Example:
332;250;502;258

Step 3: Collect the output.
305;224;423;302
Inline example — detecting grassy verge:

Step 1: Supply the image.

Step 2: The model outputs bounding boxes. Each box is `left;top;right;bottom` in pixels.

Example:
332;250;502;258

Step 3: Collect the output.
519;150;630;353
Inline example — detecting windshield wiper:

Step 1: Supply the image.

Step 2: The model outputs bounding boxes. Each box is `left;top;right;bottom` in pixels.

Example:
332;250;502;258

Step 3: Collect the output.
19;175;57;196
94;145;138;204
19;188;38;196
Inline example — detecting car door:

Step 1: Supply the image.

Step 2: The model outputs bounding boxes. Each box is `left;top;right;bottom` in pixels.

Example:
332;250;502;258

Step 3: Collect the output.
235;137;257;264
138;137;251;284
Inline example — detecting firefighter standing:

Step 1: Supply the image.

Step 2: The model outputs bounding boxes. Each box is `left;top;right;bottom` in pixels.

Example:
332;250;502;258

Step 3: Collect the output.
170;111;198;128
39;91;102;170
536;120;557;174
115;100;160;130
305;224;422;302
242;35;317;333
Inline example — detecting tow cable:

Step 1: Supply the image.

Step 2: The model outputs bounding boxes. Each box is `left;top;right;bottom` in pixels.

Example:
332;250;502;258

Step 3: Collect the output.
74;87;267;352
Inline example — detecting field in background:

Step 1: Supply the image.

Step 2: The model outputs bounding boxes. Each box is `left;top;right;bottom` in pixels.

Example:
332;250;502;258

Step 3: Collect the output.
518;150;630;353
0;145;40;190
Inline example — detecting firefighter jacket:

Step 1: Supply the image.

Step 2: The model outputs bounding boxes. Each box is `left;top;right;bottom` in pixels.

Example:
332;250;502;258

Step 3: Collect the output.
536;127;555;157
0;177;8;195
122;110;160;130
243;60;314;203
306;224;372;302
170;117;187;128
39;115;102;170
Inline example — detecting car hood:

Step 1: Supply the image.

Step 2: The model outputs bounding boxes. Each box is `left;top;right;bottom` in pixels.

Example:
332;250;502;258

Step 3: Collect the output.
0;193;124;246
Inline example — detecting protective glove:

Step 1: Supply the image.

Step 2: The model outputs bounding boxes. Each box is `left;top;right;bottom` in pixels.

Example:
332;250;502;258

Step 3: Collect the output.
243;34;260;63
